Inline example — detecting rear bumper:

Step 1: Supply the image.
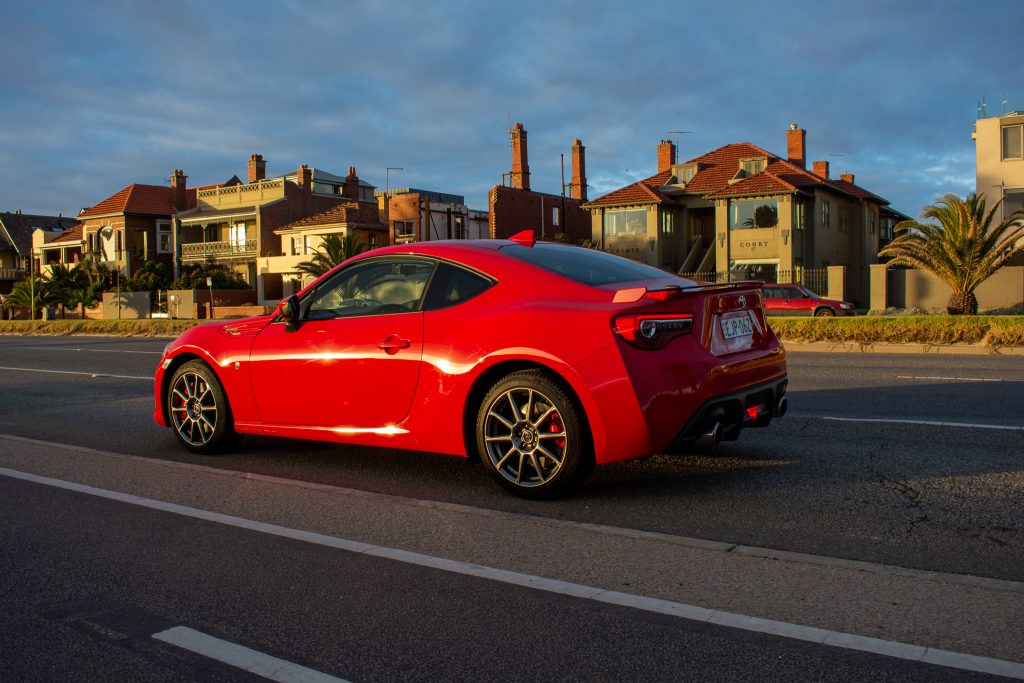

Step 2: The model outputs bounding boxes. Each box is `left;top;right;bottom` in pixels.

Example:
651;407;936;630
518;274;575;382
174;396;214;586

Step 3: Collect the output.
663;375;788;453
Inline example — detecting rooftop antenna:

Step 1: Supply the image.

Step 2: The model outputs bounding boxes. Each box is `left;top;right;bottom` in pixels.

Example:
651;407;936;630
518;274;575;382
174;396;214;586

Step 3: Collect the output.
1003;94;1009;115
667;130;692;151
980;97;988;118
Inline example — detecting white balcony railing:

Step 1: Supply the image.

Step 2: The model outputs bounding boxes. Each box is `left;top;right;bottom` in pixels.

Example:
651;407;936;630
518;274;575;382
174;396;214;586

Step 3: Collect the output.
180;240;257;259
0;267;26;280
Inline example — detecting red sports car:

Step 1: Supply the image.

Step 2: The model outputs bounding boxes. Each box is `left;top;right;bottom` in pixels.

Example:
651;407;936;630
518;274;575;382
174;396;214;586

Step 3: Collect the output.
154;232;788;498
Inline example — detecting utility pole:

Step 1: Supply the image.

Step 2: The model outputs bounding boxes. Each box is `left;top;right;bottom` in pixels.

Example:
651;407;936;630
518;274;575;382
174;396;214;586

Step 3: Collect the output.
28;244;35;321
385;167;403;245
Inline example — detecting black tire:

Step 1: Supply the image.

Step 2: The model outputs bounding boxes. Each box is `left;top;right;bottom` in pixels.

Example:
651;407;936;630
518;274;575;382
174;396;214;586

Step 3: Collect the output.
476;370;593;499
167;360;241;454
814;307;836;317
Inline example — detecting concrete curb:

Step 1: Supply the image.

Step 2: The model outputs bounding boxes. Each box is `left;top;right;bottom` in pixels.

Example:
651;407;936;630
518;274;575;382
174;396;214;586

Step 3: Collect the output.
782;341;1024;356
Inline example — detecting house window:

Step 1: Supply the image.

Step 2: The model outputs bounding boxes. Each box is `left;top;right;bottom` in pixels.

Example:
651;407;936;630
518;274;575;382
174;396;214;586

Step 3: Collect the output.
395;221;415;240
87;232;96;253
157;221;172;254
739;157;767;175
793;202;805;231
552;207;560;227
303;235;312;254
291;236;301;256
1002;125;1023;160
869;213;876;235
821;200;831;228
729;199;778;230
839;207;850;233
660;211;675;237
603;209;646;237
1004;189;1024;220
229;222;248;249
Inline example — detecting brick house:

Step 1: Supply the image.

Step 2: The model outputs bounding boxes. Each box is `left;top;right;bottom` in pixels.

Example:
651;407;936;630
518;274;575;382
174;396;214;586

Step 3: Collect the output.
489;123;591;242
72;172;197;280
173;156;369;304
377;188;487;244
0;211;78;294
583;125;906;305
263;180;389;297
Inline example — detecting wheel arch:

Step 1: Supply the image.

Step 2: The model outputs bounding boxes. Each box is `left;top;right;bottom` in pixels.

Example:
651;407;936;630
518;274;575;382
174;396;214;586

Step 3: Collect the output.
461;359;594;464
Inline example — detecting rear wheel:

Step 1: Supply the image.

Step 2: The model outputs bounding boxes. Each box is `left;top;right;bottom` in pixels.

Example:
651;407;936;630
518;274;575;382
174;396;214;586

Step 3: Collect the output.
814;307;835;317
476;370;592;499
167;360;241;454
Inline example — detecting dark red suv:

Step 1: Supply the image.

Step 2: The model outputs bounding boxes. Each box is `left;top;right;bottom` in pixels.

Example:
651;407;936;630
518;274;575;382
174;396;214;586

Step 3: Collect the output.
762;283;856;317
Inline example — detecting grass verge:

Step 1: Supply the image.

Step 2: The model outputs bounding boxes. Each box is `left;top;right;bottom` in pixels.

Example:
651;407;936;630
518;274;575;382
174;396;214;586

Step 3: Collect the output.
768;316;1024;348
0;319;203;337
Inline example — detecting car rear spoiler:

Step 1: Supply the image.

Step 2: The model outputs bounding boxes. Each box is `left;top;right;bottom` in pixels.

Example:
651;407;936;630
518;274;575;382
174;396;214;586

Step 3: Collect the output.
612;281;764;304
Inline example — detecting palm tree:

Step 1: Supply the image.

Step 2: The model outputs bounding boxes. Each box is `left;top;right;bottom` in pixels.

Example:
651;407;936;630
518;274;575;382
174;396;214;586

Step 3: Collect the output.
879;193;1024;315
45;262;87;318
295;233;367;279
1;277;57;319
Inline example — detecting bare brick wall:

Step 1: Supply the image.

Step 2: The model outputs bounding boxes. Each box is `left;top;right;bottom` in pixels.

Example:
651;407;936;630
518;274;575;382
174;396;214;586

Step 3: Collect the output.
489;186;590;242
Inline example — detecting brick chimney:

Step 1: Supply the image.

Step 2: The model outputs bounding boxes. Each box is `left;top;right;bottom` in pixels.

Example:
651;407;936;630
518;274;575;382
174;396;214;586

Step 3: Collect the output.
658;140;676;174
570;139;587;201
170;169;188;211
297;164;312;193
787;124;806;169
510;122;530;190
344;166;360;200
813;160;829;179
840;172;855;184
247;154;266;183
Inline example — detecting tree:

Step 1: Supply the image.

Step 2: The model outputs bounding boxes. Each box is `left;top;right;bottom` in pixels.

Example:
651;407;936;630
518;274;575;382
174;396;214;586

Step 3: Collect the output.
44;262;87;318
1;277;57;319
123;260;172;297
295;233;367;279
879;193;1024;315
170;265;250;290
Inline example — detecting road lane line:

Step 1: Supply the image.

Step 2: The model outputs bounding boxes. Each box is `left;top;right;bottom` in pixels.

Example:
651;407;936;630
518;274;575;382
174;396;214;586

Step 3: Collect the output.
897;375;1024;383
818;416;1024;431
153;626;346;683
3;467;1022;680
20;345;163;355
0;366;151;381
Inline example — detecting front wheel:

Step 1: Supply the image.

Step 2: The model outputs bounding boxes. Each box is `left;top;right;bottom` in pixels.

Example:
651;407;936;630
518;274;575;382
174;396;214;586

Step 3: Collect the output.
167;360;241;454
476;370;593;499
814;307;836;317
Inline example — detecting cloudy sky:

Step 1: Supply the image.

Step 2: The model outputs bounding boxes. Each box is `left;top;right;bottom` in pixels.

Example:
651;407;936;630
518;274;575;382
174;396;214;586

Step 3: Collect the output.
2;0;1021;218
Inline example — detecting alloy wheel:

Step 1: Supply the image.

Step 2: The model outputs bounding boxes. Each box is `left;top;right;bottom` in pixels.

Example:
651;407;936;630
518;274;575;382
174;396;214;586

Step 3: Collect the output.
482;387;568;488
169;371;219;447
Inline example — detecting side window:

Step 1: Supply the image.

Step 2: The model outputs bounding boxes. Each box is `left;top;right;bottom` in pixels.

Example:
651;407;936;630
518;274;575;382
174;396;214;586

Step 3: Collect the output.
782;287;803;299
423;262;493;311
763;287;781;300
304;258;435;320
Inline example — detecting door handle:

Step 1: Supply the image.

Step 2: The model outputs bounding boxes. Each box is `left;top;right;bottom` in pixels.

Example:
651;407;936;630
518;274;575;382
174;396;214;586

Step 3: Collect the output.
377;335;411;355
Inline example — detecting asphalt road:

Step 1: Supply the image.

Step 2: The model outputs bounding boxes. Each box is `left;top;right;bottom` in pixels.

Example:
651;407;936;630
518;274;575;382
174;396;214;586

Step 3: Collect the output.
1;476;1004;682
0;336;1020;581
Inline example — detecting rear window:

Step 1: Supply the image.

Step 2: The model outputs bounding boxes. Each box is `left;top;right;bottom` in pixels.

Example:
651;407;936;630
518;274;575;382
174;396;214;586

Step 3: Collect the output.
502;243;674;286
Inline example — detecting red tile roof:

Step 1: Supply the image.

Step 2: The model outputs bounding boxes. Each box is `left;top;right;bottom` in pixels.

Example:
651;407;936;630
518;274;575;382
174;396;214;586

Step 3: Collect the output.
48;223;84;245
276;201;384;232
78;183;197;218
584;141;886;207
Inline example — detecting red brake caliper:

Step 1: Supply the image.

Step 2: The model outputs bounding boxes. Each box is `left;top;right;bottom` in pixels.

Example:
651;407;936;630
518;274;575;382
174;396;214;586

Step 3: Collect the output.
549;413;565;451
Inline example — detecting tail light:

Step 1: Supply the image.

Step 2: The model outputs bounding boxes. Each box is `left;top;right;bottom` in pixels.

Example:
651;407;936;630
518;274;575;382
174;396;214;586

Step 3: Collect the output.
613;313;694;349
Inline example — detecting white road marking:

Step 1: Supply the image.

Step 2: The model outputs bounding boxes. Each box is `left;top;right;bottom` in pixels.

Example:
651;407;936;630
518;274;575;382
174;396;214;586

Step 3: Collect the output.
3;467;1022;680
153;626;346;683
19;345;163;355
0;366;151;381
819;416;1024;431
897;375;1024;383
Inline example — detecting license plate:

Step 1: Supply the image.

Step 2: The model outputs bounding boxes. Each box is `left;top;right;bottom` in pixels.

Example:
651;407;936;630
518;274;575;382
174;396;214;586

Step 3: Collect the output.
720;315;753;339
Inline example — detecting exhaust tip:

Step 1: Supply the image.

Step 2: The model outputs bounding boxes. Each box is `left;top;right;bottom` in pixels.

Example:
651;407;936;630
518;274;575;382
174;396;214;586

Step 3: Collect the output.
696;421;722;447
776;396;788;417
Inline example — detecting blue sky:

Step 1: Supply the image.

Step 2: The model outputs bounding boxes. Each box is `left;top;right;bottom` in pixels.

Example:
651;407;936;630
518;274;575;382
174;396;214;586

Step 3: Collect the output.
2;0;1021;218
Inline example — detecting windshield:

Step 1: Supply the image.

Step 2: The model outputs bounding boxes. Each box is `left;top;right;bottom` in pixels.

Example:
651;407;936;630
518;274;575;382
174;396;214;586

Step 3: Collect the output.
502;243;678;287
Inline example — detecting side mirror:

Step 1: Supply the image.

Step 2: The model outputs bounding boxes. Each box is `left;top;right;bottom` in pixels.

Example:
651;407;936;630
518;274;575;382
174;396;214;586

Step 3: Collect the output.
278;295;300;331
